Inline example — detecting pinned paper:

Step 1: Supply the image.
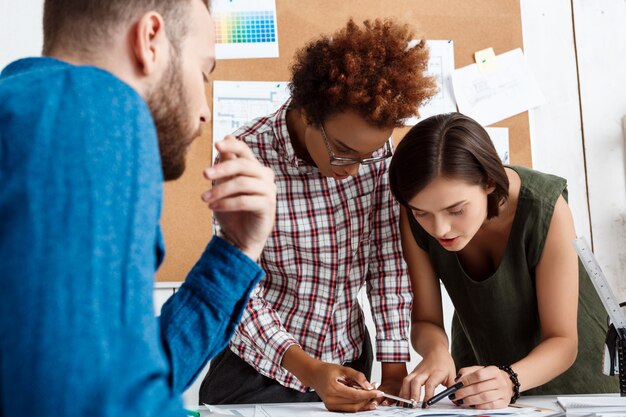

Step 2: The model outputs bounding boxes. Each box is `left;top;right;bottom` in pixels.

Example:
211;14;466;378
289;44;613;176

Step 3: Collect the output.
212;0;280;60
485;127;509;164
405;40;457;125
451;48;545;126
474;47;498;73
212;81;290;162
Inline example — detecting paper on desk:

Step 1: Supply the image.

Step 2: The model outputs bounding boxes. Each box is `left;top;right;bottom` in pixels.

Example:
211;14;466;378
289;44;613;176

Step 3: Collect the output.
556;396;626;412
451;48;544;126
203;403;256;416
252;402;534;416
405;40;457;125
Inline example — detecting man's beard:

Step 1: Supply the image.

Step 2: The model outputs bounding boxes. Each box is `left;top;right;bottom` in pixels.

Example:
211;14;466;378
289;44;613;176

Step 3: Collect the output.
147;56;201;181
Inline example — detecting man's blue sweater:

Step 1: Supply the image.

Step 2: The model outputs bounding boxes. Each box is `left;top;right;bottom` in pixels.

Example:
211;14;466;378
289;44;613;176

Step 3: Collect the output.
0;57;264;416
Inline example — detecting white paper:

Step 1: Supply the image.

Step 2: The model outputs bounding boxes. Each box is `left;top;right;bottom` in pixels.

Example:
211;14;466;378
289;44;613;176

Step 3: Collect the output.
212;80;290;161
202;403;256;416
557;396;626;412
451;48;545;126
212;0;279;60
252;402;533;417
485;127;510;164
405;40;457;125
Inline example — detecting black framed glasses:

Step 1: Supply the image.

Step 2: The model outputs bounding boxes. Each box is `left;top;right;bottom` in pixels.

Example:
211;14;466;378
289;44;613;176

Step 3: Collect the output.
319;123;393;166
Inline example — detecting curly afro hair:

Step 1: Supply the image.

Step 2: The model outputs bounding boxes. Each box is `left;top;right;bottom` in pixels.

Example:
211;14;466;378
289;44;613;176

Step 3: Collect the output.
289;18;437;129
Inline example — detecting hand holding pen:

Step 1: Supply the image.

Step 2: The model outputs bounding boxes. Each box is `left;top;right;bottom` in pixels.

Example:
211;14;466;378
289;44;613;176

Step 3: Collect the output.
422;381;463;408
429;365;516;410
306;363;383;412
339;379;419;408
400;349;458;406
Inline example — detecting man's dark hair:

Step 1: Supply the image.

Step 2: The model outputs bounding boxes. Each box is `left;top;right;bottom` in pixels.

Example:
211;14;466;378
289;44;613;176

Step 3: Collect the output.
43;0;210;56
389;112;509;219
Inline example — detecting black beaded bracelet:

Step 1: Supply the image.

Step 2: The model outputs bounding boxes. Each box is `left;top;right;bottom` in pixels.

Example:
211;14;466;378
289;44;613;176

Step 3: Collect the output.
498;365;520;404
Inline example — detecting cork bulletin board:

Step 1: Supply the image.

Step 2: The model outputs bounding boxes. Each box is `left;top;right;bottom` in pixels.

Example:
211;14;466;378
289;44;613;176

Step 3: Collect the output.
156;0;529;282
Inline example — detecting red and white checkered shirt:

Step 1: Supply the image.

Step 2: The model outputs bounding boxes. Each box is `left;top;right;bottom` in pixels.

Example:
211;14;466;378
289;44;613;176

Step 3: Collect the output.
216;99;411;392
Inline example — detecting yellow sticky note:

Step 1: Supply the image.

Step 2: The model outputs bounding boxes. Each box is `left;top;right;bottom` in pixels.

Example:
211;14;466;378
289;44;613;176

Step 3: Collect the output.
474;47;498;73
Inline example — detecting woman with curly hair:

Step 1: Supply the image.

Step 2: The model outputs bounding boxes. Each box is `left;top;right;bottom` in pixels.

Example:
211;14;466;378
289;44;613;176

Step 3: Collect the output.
200;18;436;411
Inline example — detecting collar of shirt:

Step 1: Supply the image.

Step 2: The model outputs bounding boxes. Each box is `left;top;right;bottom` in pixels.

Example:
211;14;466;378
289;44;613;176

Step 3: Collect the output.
270;98;318;175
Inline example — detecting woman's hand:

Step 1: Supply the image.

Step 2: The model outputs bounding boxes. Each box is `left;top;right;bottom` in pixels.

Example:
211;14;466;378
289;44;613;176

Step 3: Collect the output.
453;365;514;409
399;348;457;403
308;362;383;413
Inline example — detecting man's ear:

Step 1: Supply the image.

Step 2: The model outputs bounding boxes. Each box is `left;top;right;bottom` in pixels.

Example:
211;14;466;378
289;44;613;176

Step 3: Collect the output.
131;12;168;76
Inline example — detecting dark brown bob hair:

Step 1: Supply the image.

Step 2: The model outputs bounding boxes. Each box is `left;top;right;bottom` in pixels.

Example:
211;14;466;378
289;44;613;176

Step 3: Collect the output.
389;112;509;219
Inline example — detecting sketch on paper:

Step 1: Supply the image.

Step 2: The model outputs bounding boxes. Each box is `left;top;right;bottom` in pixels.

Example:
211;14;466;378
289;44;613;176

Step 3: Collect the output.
405;40;457;125
212;80;290;162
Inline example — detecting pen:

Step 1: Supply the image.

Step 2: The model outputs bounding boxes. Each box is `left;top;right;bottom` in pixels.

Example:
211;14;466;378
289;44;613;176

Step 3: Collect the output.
423;381;464;408
184;408;200;417
379;391;419;408
338;378;418;408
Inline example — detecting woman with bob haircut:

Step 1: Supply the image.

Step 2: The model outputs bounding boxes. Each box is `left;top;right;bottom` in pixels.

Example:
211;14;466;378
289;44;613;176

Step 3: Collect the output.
389;112;618;409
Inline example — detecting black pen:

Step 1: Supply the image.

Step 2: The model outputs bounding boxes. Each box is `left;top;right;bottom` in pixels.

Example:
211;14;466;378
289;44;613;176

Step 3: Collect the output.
423;381;464;408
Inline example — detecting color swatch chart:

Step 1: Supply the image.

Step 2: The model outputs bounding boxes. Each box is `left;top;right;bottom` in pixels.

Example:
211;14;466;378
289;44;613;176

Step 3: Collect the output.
212;0;280;60
215;11;277;44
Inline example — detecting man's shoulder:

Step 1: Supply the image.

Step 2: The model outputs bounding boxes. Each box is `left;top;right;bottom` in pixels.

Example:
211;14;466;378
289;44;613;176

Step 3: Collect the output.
1;58;151;128
0;58;160;183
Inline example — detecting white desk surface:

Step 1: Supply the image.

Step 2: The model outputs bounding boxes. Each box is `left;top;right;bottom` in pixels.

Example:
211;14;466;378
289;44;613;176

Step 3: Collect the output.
189;395;625;417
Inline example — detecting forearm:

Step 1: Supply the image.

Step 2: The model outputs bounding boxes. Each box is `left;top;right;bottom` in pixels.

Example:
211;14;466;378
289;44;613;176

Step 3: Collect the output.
367;275;412;362
280;345;322;387
160;236;264;392
381;362;408;385
411;321;449;357
510;335;577;392
368;278;412;362
368;177;412;362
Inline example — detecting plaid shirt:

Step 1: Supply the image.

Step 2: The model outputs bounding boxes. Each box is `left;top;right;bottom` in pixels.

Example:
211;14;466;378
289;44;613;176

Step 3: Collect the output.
216;99;411;392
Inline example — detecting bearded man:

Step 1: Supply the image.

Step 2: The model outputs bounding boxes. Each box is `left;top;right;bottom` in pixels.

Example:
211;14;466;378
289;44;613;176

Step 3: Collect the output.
0;1;276;415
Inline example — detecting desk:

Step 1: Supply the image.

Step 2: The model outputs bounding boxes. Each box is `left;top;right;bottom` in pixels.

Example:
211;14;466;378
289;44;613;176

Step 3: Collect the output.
519;394;625;417
186;398;561;417
188;396;625;417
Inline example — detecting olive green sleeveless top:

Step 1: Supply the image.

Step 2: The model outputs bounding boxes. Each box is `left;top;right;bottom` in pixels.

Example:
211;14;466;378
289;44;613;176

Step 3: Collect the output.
408;165;618;394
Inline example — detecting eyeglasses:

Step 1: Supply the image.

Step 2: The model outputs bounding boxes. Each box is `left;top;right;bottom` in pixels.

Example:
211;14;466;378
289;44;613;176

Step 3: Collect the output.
319;123;393;166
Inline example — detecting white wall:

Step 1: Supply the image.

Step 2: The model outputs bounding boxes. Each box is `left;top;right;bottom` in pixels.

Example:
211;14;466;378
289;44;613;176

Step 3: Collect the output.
0;1;44;69
521;0;589;238
522;0;626;301
572;0;626;298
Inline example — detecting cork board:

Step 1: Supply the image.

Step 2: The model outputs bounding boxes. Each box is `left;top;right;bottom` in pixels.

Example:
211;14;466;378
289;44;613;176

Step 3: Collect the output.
156;0;529;282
